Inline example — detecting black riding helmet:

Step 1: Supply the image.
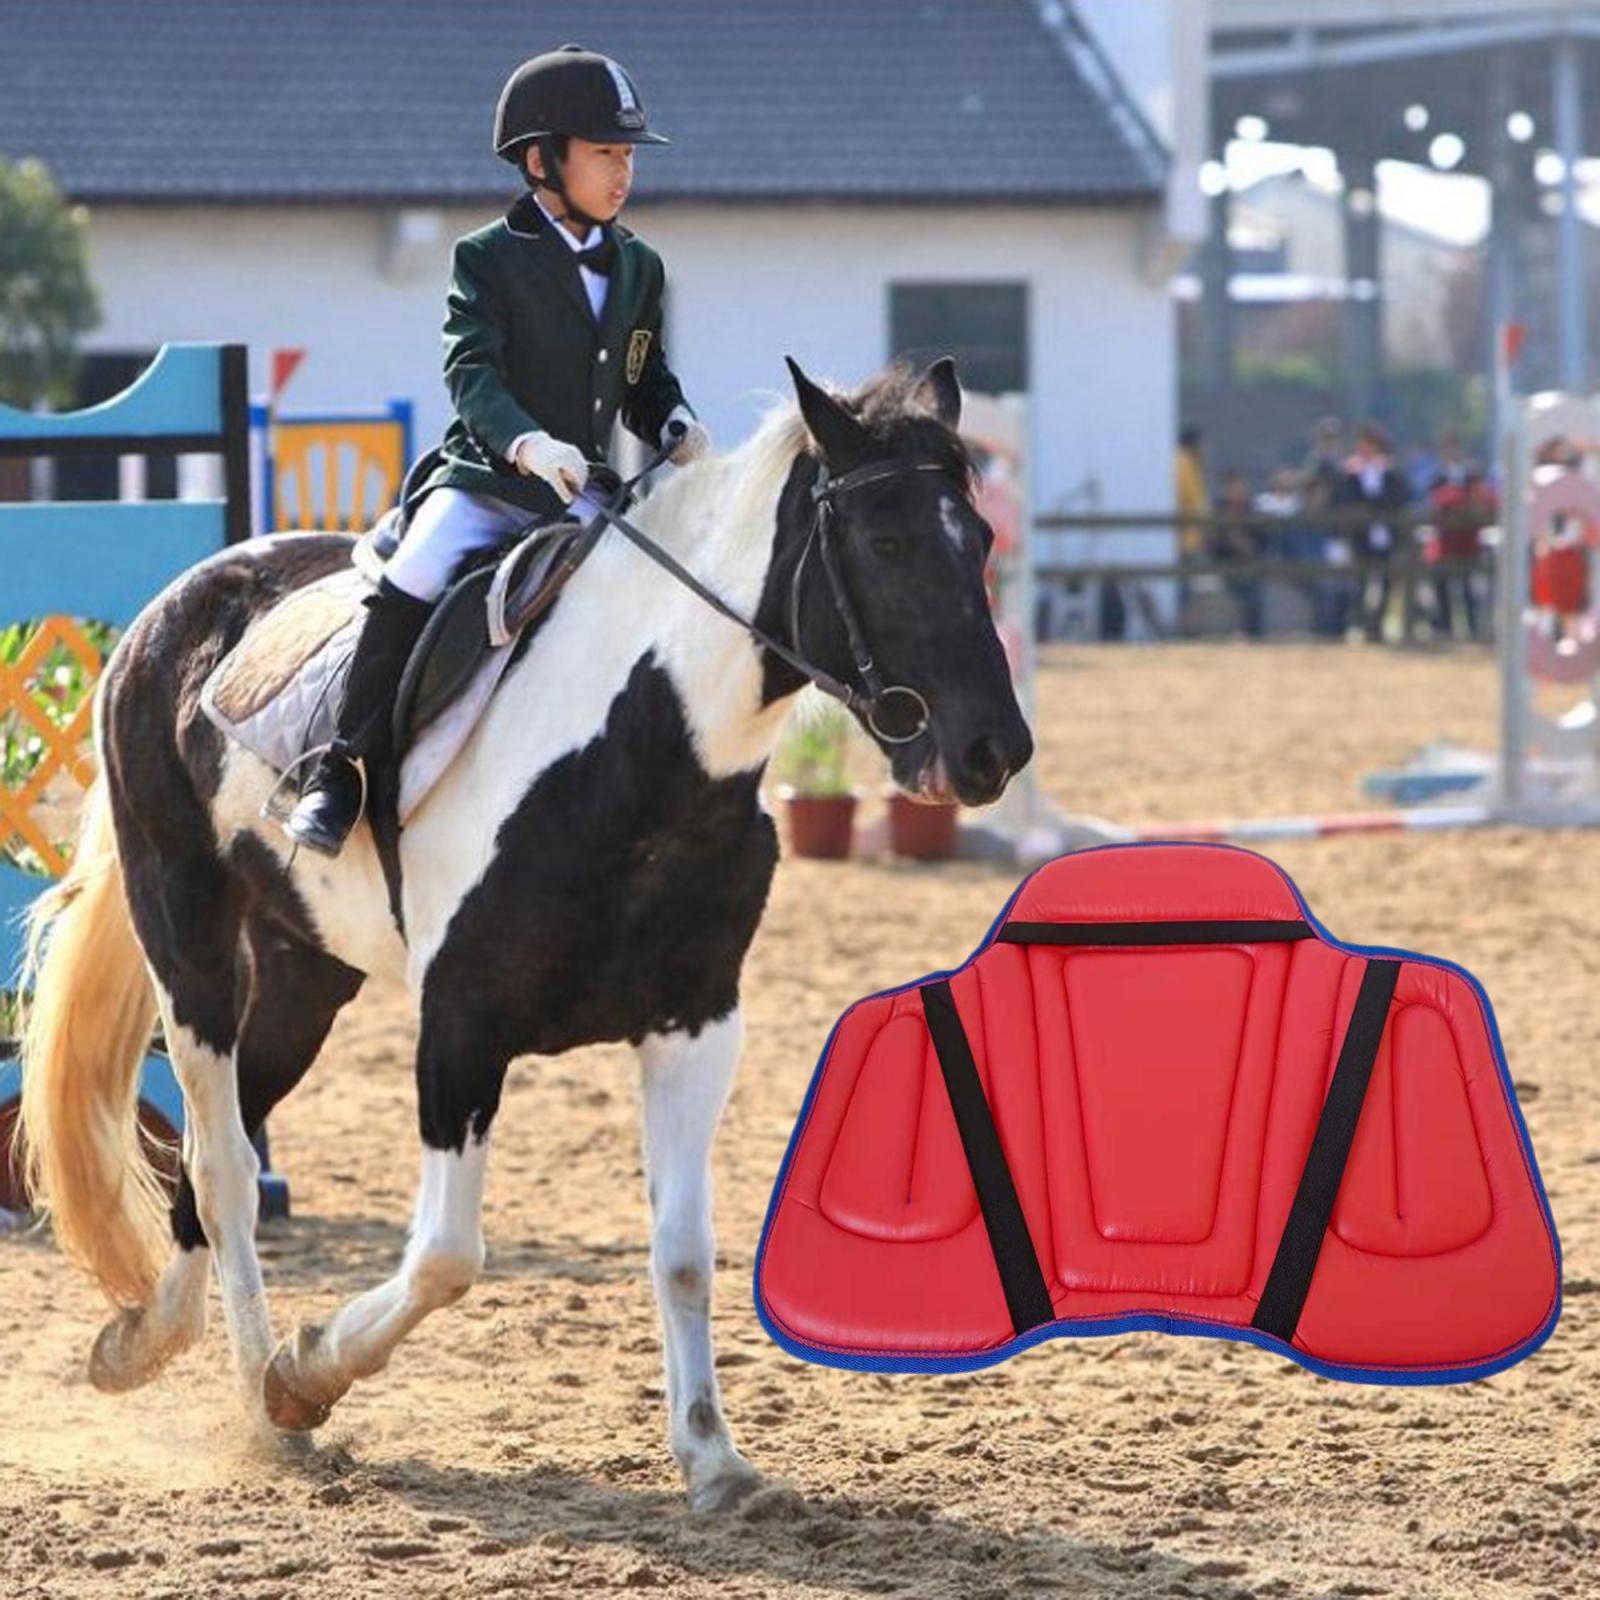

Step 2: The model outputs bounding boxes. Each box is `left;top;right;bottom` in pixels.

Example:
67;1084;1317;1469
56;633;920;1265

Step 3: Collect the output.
494;44;668;227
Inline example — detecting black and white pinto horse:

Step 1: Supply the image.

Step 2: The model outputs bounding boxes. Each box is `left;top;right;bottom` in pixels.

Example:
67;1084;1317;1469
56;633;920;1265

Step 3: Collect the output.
17;357;1031;1509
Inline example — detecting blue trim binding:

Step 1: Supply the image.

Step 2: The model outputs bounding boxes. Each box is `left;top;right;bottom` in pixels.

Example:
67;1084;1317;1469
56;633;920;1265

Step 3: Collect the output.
752;840;1563;1386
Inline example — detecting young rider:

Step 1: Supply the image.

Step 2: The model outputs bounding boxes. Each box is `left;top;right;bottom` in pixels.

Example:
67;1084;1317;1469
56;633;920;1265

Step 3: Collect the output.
286;43;710;856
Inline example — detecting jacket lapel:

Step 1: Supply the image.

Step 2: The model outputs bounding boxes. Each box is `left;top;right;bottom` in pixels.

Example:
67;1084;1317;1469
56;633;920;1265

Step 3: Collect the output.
596;230;637;350
505;194;593;325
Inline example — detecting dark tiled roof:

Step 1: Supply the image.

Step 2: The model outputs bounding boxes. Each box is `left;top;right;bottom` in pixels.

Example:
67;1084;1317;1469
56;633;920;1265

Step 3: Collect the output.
0;1;1165;205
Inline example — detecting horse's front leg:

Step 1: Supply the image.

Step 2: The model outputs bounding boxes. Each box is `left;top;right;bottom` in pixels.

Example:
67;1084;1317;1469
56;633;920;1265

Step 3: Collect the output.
636;1007;761;1511
262;1010;504;1430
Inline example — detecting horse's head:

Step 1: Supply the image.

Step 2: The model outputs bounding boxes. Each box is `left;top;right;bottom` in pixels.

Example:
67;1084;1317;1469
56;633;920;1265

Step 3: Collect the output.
774;355;1032;807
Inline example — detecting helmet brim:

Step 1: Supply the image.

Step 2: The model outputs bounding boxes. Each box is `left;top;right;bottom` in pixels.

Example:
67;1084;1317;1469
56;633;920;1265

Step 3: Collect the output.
496;127;670;159
574;127;670;146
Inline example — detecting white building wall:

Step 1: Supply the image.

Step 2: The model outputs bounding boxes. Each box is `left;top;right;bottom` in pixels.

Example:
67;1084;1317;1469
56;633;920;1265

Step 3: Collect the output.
84;200;1172;560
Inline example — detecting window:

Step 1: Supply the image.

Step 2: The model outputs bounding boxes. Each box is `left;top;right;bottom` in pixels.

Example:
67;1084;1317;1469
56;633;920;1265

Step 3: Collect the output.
889;282;1028;396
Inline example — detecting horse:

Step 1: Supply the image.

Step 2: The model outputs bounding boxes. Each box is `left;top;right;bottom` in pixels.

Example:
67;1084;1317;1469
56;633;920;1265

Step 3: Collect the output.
15;354;1032;1510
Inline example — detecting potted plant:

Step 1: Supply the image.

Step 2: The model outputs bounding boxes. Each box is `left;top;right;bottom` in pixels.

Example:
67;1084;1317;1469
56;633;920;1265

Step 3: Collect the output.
885;785;961;860
774;703;859;859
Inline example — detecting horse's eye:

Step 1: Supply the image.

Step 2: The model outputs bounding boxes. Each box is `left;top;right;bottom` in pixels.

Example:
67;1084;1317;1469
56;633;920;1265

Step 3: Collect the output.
872;534;904;558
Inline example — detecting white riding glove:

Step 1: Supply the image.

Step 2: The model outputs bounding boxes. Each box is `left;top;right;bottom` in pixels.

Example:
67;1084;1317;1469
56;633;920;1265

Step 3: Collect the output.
662;405;712;467
509;430;590;503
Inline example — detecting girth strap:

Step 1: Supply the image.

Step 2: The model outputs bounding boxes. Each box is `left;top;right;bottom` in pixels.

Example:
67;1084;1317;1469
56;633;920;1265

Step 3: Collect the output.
1252;957;1401;1343
920;980;1055;1337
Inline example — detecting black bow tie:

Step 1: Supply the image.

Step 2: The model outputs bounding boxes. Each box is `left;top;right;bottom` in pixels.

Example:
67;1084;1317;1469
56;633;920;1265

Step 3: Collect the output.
574;231;617;276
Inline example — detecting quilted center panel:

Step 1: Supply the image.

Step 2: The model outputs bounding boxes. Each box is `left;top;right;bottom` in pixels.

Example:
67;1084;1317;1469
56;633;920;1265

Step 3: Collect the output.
1063;948;1254;1244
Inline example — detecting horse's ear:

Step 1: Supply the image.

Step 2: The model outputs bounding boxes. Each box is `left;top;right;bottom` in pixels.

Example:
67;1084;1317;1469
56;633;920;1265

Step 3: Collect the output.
917;356;962;429
785;356;870;467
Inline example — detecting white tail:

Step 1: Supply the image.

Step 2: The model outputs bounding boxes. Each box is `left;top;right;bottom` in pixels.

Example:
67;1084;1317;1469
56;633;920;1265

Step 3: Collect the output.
13;776;168;1307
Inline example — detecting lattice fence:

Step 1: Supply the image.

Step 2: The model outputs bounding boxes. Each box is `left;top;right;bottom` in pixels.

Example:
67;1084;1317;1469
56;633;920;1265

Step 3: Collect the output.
0;617;107;878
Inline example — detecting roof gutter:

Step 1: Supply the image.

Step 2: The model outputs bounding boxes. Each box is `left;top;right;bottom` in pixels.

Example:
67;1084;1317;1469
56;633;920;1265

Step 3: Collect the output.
1038;1;1171;191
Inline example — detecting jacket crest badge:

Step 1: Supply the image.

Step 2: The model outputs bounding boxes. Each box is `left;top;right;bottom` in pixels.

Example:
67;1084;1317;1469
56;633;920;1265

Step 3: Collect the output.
626;328;652;385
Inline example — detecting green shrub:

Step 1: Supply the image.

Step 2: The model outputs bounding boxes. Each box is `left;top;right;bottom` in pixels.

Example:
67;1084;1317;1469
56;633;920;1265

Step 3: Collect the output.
774;702;857;796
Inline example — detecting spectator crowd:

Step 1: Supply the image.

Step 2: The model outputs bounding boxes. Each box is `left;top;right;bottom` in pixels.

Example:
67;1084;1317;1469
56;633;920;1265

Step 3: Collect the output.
1173;419;1498;643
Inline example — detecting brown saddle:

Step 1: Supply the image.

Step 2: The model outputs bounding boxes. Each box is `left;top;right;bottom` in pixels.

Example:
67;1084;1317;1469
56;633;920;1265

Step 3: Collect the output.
391;513;603;748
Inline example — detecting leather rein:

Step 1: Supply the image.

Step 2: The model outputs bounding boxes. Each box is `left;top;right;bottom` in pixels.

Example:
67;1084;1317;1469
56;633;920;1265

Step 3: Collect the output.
579;447;944;745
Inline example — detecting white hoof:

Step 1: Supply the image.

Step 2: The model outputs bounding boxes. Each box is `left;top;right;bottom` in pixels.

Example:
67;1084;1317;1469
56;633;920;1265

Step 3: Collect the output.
686;1450;763;1513
87;1303;202;1393
261;1324;341;1432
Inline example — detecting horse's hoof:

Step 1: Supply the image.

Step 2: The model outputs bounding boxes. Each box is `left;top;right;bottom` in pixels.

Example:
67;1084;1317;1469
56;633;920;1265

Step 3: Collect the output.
88;1308;157;1394
262;1326;335;1433
687;1453;763;1514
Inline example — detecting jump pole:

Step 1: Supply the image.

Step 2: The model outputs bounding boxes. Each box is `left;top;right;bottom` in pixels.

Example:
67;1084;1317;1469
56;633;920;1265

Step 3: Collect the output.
1112;805;1498;845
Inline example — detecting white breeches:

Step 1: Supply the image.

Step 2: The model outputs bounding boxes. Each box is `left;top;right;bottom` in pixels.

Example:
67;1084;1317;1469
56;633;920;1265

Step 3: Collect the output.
383;483;611;602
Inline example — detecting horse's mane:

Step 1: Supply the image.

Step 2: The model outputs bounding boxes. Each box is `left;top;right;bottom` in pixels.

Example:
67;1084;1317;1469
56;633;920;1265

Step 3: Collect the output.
840;360;978;492
636;359;976;566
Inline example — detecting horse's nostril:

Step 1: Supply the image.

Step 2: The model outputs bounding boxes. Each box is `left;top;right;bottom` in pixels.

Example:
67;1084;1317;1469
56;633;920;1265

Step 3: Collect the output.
963;735;1009;789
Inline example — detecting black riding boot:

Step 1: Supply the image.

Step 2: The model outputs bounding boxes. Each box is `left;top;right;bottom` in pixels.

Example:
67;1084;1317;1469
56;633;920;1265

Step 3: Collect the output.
283;576;435;857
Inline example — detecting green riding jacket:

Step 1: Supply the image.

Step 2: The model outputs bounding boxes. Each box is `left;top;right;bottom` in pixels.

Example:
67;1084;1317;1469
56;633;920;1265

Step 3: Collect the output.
414;192;694;521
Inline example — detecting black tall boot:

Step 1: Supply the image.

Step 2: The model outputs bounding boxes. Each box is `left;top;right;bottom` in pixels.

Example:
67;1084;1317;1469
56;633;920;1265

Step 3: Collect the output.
283;576;435;857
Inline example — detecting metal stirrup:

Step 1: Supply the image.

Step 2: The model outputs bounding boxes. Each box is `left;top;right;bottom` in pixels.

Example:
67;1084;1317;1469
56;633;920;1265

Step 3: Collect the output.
260;742;368;830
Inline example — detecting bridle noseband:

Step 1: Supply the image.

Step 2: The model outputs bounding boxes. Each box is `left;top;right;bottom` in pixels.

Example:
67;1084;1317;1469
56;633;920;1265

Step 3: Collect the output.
579;445;950;745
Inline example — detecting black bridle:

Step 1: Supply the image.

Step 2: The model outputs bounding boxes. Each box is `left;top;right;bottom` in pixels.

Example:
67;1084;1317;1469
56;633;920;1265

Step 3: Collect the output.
579;446;944;745
789;457;947;743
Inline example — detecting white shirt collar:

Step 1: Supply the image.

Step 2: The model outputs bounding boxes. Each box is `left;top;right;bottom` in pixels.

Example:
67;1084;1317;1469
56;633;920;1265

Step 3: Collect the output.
534;193;601;254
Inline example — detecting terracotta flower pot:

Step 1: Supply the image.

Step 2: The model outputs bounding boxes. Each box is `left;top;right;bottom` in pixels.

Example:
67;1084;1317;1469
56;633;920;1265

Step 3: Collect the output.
886;791;960;860
781;789;858;860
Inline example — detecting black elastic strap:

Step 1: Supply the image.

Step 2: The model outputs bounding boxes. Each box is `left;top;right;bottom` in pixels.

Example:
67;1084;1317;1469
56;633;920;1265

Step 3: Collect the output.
920;980;1055;1336
1252;958;1401;1343
998;919;1314;946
